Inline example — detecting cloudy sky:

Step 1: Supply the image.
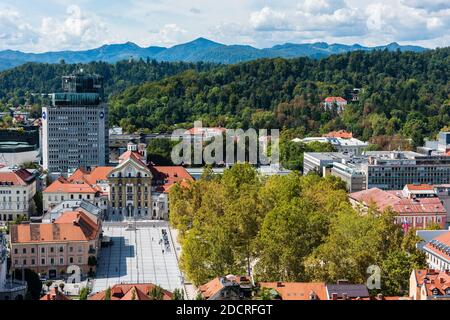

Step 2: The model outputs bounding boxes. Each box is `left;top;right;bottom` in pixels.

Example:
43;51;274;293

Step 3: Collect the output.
1;0;449;52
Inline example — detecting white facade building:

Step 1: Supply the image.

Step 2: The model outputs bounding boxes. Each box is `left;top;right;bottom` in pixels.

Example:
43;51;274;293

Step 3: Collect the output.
0;167;37;222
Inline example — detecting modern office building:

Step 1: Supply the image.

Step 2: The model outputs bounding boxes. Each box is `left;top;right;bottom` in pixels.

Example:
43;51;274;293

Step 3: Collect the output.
304;151;450;191
42;71;108;174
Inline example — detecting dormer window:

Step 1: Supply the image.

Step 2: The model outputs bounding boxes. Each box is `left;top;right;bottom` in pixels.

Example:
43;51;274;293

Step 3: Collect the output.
432;289;439;295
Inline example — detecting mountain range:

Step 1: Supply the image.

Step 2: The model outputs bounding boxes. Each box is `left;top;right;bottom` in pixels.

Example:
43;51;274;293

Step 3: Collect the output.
0;37;428;71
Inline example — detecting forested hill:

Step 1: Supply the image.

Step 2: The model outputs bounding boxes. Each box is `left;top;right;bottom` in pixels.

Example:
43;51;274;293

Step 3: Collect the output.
109;47;450;145
0;60;217;104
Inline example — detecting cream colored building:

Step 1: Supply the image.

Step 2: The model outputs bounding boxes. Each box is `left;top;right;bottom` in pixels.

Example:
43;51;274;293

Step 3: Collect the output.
10;211;101;279
0;167;37;222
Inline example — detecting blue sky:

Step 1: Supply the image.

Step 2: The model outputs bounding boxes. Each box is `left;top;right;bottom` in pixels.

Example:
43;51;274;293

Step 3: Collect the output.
1;0;449;52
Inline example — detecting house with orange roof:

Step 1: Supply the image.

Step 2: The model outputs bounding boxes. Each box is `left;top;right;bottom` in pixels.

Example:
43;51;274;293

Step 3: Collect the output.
198;275;253;300
410;269;450;300
323;130;353;139
10;210;101;279
349;187;447;229
259;282;327;300
43;166;113;214
89;283;172;300
0;167;37;222
323;96;347;113
40;286;71;300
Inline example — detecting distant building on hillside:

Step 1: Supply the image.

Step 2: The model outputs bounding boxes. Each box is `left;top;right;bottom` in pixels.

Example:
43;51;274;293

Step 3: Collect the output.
294;136;368;155
323;130;353;139
323;97;347;113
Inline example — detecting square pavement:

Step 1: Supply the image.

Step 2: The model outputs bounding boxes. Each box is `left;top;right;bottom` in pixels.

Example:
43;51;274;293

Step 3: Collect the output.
92;221;184;294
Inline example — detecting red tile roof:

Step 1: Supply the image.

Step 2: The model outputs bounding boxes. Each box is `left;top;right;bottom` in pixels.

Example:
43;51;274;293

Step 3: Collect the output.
40;287;71;301
69;167;113;185
198;278;223;299
151;166;194;193
44;177;98;194
413;269;450;297
89;284;173;300
406;184;434;191
349;188;446;215
11;211;100;243
0;168;35;186
259;282;327;300
425;232;450;262
324;97;347;103
118;151;147;167
323;130;353;139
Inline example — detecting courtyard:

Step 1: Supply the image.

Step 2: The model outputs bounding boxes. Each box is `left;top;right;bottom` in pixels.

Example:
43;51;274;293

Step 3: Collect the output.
91;221;185;295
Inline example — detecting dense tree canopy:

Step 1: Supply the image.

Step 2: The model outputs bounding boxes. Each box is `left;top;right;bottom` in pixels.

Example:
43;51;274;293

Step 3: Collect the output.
110;48;449;145
169;164;425;295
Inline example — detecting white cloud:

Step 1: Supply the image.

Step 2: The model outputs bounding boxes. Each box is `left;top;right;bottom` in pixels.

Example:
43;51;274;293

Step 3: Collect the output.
400;0;450;12
297;0;347;15
148;24;188;47
0;6;39;48
38;5;113;50
365;2;450;42
249;7;290;31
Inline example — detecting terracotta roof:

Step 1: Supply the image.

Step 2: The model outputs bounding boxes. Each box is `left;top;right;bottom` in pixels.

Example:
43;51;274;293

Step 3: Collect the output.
349;188;400;211
324;97;347;103
69;166;113;185
118;151;147;167
425;231;450;262
11;211;100;243
40;287;71;301
89;283;172;300
259;282;327;300
0;168;35;186
44;178;97;194
406;184;434;191
413;269;450;297
198;275;252;299
323;130;353;139
151;166;194;193
198;278;223;299
349;188;446;215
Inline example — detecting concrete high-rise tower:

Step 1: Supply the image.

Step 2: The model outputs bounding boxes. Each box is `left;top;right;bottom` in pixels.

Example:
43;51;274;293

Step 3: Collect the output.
42;71;109;174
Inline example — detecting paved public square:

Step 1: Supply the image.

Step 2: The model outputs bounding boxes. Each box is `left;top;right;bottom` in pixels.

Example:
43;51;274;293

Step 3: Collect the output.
91;221;185;294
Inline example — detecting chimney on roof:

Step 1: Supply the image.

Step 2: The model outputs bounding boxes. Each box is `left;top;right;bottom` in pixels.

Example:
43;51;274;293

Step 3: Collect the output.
342;293;348;300
331;293;338;300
